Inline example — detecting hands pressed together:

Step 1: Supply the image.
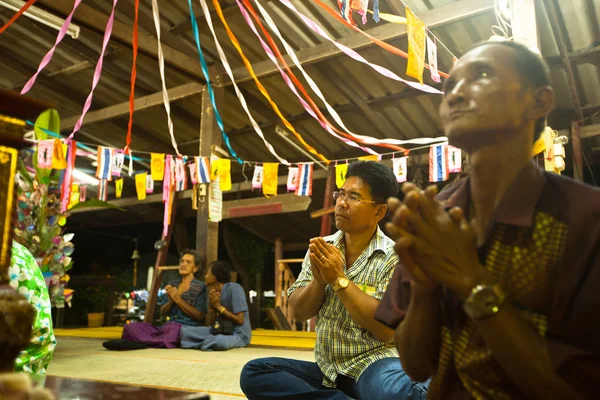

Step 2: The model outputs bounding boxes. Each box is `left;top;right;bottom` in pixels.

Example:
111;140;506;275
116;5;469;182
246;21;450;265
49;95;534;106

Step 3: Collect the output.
165;285;181;302
309;237;345;286
208;288;222;310
386;183;485;300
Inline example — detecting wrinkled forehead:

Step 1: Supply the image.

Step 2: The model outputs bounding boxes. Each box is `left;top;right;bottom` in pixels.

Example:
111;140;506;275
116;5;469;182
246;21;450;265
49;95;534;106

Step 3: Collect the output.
341;176;372;197
450;43;519;76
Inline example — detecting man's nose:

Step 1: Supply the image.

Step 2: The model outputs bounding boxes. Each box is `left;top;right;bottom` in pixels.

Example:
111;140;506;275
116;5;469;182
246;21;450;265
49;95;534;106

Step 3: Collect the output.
445;79;466;107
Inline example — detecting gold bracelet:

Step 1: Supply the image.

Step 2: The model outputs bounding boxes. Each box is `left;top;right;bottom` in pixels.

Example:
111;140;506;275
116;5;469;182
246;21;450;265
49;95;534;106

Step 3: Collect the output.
219;306;226;315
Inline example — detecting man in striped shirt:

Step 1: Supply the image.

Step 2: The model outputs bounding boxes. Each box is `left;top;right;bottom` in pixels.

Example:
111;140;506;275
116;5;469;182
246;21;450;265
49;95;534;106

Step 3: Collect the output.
240;161;428;400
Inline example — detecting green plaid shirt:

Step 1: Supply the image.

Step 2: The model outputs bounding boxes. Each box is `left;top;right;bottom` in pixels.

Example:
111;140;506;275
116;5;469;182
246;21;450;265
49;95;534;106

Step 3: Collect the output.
288;227;399;387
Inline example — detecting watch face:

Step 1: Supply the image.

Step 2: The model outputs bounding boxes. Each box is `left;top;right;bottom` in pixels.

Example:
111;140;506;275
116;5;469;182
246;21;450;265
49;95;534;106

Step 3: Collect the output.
339;277;350;287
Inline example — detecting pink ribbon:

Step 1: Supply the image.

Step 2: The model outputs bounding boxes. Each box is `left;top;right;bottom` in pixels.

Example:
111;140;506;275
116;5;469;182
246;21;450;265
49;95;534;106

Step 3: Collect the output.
68;0;119;139
162;155;173;237
21;0;82;94
236;0;377;156
279;0;441;95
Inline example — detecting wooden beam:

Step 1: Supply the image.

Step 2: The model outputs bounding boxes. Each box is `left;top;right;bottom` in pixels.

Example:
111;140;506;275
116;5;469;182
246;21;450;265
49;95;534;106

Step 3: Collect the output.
227;0;494;85
223;193;311;219
546;45;600;67
579;124;600;139
283;242;308;252
61;82;204;129
38;0;206;80
196;84;222;277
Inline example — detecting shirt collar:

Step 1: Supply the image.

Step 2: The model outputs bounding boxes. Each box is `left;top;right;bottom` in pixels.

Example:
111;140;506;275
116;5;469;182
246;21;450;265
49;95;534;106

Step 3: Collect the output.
444;161;546;228
327;226;388;258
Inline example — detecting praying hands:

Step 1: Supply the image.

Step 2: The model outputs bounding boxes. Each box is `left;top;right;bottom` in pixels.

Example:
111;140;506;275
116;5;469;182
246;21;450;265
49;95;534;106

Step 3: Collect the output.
386;183;489;300
308;237;345;286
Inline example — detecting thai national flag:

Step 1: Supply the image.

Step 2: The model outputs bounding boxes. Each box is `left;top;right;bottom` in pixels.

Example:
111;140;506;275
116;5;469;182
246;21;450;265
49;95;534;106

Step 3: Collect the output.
98;179;108;201
295;162;314;196
196;156;211;184
429;144;449;182
96;146;113;181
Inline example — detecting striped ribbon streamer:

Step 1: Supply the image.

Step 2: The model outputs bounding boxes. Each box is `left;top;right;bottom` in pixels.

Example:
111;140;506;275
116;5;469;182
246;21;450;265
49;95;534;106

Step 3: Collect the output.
187;0;243;164
252;0;446;150
210;0;329;164
317;0;449;79
0;0;37;35
196;0;288;164
68;0;119;140
279;0;441;95
151;0;180;155
236;0;379;155
21;0;82;94
125;0;140;157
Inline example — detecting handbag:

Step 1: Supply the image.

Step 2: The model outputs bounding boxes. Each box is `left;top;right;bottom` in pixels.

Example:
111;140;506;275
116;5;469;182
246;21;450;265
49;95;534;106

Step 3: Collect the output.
211;315;234;335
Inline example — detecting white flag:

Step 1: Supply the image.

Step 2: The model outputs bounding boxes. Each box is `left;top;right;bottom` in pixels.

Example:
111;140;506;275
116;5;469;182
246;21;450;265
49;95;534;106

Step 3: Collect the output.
393;157;408;183
252;166;263;190
427;36;441;83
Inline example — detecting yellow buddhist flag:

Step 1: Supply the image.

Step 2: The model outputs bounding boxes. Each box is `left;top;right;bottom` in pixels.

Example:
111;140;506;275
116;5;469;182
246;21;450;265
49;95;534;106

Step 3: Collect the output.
406;7;426;84
263;163;279;197
358;155;379;161
151;153;165;181
115;178;124;199
135;173;147;200
68;184;80;209
210;158;220;182
336;163;348;189
218;159;232;191
51;139;67;169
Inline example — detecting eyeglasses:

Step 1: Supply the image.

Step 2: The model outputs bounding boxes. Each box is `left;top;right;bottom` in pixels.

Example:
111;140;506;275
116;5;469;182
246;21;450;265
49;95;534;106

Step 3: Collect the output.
333;191;377;205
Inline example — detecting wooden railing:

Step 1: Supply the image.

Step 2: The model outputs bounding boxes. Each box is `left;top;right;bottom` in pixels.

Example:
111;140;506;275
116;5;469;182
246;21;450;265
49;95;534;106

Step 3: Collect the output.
275;259;306;331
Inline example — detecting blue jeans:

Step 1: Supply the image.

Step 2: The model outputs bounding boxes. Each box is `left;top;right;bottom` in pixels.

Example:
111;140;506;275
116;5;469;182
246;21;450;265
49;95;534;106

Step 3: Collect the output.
240;357;429;400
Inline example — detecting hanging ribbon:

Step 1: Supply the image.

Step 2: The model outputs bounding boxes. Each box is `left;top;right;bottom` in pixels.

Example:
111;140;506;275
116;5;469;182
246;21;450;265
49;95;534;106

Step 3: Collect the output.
162;155;174;237
237;0;380;155
21;0;83;94
0;0;38;35
282;0;444;92
187;0;242;164
151;0;180;155
195;0;286;164
99;179;109;201
125;0;140;155
209;0;329;164
252;0;445;150
367;9;406;24
68;0;118;139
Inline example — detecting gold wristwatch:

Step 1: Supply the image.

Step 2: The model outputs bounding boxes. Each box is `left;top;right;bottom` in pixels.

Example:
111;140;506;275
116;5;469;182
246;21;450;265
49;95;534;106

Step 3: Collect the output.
332;276;350;292
463;284;506;320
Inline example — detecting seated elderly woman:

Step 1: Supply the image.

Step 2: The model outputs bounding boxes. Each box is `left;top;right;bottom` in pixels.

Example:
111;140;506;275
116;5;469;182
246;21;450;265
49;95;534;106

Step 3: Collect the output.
0;284;55;399
180;261;251;351
104;250;207;350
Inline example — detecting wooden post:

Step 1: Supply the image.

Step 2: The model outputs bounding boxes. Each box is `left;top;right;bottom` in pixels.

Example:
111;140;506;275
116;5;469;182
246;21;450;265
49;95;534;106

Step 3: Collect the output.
274;237;283;307
143;195;179;323
572;121;583;181
196;82;223;279
320;164;336;237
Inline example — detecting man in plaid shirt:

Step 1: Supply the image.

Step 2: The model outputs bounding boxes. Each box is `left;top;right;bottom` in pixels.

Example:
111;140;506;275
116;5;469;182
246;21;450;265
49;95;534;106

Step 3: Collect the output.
240;161;428;399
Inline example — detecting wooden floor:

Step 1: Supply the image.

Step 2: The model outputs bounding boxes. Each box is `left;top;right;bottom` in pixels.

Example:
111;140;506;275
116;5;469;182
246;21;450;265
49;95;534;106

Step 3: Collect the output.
54;327;317;349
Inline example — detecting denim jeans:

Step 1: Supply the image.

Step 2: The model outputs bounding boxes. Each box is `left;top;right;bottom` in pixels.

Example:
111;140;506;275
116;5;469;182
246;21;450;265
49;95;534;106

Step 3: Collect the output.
240;356;429;400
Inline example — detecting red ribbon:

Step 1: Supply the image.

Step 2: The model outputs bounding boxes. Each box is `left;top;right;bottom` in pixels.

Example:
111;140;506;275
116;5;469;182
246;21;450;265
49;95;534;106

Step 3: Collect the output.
0;0;38;35
125;0;140;154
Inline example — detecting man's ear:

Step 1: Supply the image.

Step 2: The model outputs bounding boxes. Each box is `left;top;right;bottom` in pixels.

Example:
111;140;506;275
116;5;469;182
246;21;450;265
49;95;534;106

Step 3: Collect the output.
375;203;388;222
528;86;554;122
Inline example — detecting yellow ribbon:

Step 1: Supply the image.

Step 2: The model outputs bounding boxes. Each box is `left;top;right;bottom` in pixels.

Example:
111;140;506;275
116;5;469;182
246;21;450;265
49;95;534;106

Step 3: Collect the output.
211;0;329;164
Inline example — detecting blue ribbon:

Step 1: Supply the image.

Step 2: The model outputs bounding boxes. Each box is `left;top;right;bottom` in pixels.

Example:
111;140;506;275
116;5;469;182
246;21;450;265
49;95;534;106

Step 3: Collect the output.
187;0;243;165
373;0;380;23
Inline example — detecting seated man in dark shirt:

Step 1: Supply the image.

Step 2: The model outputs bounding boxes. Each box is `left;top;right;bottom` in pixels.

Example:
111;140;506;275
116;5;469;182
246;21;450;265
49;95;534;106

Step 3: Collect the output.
375;40;600;399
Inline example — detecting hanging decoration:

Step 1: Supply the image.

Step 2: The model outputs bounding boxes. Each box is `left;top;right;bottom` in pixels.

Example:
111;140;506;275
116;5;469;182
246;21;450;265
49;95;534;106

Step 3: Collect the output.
98;179;109;201
287;166;299;193
151;0;180;155
52;139;67;170
146;175;154;194
252;165;264;190
95;146;113;180
188;161;198;185
195;156;211;184
79;186;87;202
426;36;441;83
175;156;188;192
406;7;427;84
448;145;462;173
60;140;77;212
296;163;314;196
115;178;123;199
112;149;124;177
187;0;243;164
338;0;369;25
238;0;380;155
393;156;408;183
135;173;147;200
429;144;449;182
262;162;279;197
336;163;348;189
162;155;174;237
210;0;329;164
208;180;222;222
37;140;54;168
367;8;405;24
21;0;83;94
0;0;38;35
68;0;119;140
151;153;165;181
68;184;80;210
125;0;140;156
216;158;231;191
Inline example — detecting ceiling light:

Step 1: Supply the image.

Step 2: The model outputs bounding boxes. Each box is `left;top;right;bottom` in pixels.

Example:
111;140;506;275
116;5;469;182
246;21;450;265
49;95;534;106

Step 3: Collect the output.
0;0;80;39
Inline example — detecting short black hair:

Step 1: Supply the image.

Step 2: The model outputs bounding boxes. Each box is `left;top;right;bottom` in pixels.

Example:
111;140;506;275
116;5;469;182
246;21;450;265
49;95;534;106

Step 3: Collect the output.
468;40;551;141
180;249;202;268
346;161;398;203
210;261;232;284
